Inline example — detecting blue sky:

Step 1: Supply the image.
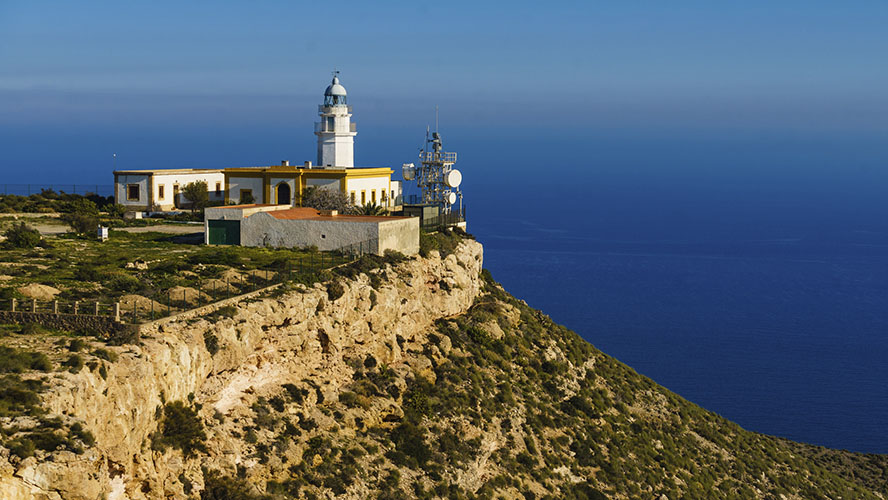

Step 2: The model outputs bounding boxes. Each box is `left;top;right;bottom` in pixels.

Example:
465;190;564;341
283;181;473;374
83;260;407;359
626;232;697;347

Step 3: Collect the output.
0;1;886;187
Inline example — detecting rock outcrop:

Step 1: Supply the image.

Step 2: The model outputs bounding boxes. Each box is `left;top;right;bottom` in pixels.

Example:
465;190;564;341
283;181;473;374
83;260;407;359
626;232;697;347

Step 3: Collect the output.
0;240;483;499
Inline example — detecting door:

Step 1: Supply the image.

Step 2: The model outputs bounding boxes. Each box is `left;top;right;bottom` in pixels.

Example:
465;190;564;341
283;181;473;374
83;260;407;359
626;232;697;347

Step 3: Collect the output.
173;184;180;209
276;183;291;205
208;220;241;245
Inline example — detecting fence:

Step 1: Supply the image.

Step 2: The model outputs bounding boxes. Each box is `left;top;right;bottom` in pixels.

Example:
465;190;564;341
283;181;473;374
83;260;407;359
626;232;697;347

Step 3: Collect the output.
0;237;382;327
421;206;466;231
0;184;115;197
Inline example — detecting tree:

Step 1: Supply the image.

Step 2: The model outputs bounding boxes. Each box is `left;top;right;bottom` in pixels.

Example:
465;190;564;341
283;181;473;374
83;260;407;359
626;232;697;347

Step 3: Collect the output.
358;203;387;216
301;186;358;214
3;222;41;248
182;181;209;213
61;198;99;235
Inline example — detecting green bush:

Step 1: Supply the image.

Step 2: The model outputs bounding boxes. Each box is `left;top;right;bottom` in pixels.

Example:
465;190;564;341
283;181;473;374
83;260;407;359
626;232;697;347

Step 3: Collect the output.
327;281;346;301
151;401;207;458
0;346;52;373
4;222;42;248
204;332;220;355
63;354;84;373
61;198;100;235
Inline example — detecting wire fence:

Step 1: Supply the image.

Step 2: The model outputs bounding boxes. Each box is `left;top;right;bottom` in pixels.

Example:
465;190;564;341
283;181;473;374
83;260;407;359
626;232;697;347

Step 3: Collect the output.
1;238;380;326
0;184;115;197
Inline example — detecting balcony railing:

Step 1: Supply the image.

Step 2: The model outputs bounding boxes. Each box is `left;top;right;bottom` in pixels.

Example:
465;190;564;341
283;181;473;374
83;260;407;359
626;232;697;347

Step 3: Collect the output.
419;151;457;163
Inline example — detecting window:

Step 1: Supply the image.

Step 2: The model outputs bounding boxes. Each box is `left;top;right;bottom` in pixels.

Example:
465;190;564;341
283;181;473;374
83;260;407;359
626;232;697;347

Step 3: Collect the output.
391;190;395;202
350;191;356;204
240;189;254;204
381;190;387;203
326;116;334;131
361;190;366;205
158;185;165;200
127;184;140;201
371;190;376;205
215;182;221;195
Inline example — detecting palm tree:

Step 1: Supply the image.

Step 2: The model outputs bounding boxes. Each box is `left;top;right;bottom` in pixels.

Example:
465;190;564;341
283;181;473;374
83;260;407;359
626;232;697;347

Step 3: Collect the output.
359;203;387;216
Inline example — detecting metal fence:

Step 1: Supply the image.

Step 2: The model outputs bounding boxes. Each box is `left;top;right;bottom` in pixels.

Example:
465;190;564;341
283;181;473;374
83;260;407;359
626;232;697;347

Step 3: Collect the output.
420;207;466;231
0;184;115;197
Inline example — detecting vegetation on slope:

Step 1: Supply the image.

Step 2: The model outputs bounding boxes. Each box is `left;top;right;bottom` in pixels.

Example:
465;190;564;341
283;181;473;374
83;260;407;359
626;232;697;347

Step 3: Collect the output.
198;269;884;500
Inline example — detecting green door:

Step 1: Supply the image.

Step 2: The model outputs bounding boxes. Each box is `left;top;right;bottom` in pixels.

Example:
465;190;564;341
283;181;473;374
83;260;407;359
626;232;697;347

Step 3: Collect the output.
208;220;240;245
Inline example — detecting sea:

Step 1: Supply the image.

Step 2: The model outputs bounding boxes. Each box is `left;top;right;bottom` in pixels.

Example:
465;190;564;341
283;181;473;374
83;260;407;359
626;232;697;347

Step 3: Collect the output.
465;169;888;454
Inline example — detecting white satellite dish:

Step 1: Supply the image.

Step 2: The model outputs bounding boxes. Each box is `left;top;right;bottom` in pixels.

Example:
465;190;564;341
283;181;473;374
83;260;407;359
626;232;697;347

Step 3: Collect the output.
402;163;416;181
446;192;457;204
445;169;462;188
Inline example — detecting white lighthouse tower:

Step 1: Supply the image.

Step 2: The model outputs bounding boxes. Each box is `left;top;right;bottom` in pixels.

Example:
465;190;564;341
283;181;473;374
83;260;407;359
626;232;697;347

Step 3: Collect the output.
315;71;356;167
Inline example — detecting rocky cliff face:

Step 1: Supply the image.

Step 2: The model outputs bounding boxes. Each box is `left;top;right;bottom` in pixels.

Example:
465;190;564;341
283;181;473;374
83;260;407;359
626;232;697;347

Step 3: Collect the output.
0;239;483;499
3;236;887;500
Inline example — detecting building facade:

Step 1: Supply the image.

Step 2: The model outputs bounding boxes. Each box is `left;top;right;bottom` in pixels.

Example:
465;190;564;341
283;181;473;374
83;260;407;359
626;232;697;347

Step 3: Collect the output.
204;205;419;255
113;169;225;212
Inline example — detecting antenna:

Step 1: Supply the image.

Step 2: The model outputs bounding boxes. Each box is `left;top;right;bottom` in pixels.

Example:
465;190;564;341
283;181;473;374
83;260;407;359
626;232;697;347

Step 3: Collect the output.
435;105;439;133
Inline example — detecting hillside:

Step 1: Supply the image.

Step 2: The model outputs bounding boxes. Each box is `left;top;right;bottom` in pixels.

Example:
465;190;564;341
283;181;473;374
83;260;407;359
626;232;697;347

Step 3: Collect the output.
0;235;886;499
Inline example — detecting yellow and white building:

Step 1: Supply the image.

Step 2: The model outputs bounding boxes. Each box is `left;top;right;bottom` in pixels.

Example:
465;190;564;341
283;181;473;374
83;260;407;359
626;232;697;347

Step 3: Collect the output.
113;168;225;212
113;73;400;212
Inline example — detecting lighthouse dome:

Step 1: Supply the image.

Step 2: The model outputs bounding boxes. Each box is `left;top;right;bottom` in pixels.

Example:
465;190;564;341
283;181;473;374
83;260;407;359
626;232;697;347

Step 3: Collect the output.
325;76;347;97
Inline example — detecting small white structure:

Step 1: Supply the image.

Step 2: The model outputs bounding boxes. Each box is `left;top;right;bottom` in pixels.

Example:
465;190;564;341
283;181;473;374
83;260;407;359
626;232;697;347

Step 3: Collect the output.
315;72;357;168
204;204;418;255
114;169;225;212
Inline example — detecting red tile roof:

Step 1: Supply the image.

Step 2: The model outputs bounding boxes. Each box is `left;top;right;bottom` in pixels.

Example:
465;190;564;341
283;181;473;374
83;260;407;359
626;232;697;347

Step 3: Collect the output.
264;207;409;222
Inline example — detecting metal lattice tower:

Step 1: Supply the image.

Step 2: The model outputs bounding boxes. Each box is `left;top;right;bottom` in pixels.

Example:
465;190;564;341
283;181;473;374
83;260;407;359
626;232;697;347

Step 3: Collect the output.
411;129;462;213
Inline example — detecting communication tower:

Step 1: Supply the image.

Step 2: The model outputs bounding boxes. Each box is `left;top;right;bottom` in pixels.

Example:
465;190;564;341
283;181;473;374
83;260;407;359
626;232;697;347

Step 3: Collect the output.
402;127;462;214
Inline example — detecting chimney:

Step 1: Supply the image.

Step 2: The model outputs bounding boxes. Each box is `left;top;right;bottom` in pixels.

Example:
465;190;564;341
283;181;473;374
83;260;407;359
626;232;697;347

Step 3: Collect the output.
281;160;289;167
304;161;312;169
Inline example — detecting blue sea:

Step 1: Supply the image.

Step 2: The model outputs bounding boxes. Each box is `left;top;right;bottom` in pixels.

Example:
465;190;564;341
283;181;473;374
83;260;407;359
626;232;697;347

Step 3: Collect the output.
467;175;888;454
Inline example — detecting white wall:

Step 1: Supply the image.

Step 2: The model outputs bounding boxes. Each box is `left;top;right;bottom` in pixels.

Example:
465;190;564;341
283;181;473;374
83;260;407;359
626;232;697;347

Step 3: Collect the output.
269;177;296;205
115;174;150;208
346;176;390;206
153;172;225;209
227;177;265;204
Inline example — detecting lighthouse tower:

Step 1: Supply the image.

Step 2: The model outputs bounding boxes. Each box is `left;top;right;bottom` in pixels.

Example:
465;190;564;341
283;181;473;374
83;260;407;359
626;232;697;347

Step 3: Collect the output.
315;72;356;167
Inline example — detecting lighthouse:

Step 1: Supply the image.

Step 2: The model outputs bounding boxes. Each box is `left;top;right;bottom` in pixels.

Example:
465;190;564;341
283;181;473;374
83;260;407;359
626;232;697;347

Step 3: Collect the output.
315;71;357;168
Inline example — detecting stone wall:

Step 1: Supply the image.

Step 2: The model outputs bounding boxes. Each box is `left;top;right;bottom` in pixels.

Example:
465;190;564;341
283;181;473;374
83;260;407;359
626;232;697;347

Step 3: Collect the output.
0;310;132;336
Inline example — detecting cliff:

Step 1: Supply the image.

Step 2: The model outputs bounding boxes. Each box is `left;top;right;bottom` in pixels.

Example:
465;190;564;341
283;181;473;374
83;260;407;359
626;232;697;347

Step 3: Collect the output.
1;236;886;499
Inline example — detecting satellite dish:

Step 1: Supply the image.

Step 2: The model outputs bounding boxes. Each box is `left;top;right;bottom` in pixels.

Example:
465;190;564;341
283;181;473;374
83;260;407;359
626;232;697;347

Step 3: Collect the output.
447;192;457;204
445;169;462;188
402;163;416;181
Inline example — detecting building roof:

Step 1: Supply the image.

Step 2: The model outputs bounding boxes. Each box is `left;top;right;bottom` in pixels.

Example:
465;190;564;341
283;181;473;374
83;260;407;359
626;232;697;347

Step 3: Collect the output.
324;75;347;97
114;168;224;175
264;207;408;222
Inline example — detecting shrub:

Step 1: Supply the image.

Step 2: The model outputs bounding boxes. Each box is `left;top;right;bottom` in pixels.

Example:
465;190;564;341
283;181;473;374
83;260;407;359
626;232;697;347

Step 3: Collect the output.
0;346;52;373
61;198;100;235
151;401;207;458
4;222;41;248
201;471;273;500
63;354;84;373
91;348;118;363
327;281;345;301
204;332;220;355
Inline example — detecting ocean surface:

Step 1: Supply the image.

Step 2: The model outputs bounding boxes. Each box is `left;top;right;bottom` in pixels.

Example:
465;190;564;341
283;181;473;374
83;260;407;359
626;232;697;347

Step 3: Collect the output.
467;179;888;454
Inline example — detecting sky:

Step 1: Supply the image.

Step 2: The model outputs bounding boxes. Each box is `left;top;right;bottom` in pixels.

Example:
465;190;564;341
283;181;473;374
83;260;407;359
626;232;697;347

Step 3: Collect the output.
0;1;887;190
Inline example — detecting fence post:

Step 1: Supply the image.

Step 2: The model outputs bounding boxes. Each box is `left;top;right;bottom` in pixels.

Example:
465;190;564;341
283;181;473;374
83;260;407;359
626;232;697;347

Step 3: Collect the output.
133;300;136;323
226;278;230;299
31;299;37;313
11;298;16;312
167;292;171;315
53;300;58;314
183;290;186;310
114;302;120;322
94;302;100;315
74;301;79;315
